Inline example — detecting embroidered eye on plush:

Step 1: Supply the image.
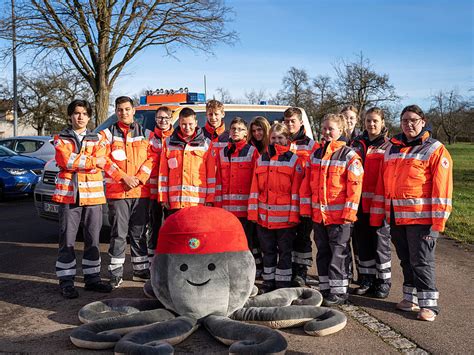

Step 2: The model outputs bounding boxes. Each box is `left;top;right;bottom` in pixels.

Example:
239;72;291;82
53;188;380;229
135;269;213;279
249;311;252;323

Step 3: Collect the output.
208;263;216;271
180;264;188;272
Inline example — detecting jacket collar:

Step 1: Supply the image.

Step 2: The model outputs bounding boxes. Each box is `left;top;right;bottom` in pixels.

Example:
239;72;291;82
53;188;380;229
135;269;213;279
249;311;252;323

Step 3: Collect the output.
323;138;346;156
204;121;226;139
268;143;290;157
290;126;307;142
392;127;431;147
170;126;206;146
154;125;174;139
228;138;247;151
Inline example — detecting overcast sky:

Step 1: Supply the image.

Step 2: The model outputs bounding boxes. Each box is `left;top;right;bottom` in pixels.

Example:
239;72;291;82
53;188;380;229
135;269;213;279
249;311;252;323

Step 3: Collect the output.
1;0;472;112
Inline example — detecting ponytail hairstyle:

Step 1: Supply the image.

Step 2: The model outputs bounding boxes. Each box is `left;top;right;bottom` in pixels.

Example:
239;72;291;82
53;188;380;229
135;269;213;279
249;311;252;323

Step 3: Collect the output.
323;113;347;138
269;121;291;139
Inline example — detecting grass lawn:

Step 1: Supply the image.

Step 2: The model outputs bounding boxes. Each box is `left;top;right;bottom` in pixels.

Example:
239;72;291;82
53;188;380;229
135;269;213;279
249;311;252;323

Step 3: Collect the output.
445;143;474;244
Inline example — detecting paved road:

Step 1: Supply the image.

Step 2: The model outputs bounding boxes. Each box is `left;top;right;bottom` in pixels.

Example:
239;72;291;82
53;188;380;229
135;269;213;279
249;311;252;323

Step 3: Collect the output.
0;196;472;354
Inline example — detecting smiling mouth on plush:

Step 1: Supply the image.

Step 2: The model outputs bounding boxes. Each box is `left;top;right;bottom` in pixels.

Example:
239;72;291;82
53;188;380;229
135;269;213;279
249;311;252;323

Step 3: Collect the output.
187;279;211;286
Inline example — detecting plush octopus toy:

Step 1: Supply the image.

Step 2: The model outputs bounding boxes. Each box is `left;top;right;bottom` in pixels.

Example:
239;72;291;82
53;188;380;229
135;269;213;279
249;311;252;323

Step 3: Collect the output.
70;206;347;353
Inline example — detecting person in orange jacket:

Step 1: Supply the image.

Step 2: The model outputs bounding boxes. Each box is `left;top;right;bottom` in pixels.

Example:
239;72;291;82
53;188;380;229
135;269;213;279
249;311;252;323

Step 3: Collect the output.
351;107;391;298
300;113;363;306
53;99;112;298
158;107;216;214
101;96;153;288
215;117;261;276
248;122;304;293
248;116;271;154
203;99;229;150
283;107;319;287
145;106;174;261
370;105;453;322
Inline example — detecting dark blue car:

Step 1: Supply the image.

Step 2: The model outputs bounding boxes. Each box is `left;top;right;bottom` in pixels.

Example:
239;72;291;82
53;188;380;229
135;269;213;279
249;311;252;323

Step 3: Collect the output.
0;145;45;198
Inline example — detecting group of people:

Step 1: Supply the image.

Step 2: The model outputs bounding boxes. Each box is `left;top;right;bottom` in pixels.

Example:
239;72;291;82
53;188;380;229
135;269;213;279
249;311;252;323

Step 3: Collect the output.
53;96;452;323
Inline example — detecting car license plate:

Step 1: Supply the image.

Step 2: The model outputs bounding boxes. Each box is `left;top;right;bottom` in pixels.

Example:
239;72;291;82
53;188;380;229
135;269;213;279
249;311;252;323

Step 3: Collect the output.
44;202;59;213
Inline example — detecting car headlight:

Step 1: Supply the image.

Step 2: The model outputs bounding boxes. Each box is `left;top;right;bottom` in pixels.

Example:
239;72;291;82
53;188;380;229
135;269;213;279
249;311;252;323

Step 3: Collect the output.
3;168;28;175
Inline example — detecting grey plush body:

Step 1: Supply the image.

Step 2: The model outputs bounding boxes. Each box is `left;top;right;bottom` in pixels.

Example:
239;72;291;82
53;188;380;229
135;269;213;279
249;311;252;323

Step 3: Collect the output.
71;247;347;353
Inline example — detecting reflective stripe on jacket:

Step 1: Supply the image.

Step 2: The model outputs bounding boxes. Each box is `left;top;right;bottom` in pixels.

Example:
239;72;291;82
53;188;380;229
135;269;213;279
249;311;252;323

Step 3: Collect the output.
158;127;216;209
351;130;388;213
300;140;363;225
101;122;153;199
52;128;106;205
369;131;453;232
215;139;260;217
147;126;173;200
248;144;303;229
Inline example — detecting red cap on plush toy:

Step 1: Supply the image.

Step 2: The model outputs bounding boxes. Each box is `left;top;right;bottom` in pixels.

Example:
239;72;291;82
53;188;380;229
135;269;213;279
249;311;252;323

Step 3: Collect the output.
156;206;249;255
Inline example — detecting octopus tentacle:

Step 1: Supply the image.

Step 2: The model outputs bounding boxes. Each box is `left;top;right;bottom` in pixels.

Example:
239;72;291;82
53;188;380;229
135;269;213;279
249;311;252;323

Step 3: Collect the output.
70;308;176;350
114;316;198;355
203;315;287;354
231;305;347;336
78;298;165;323
143;280;157;299
244;287;323;307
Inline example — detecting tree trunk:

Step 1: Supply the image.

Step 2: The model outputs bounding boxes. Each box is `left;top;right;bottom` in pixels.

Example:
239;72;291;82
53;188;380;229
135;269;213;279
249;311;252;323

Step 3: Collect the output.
94;86;110;127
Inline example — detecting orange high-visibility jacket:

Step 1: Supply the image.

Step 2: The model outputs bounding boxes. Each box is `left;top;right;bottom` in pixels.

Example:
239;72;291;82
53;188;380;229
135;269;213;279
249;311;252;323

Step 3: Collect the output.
158;127;216;209
369;131;453;232
52;128;106;206
101;122;153;199
289;127;319;167
248;144;304;229
300;140;364;225
215;139;260;217
147;126;174;200
351;130;389;213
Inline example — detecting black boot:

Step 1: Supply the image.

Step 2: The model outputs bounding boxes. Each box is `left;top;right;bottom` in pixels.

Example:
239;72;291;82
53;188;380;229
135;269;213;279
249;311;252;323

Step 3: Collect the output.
354;276;374;296
373;283;390;299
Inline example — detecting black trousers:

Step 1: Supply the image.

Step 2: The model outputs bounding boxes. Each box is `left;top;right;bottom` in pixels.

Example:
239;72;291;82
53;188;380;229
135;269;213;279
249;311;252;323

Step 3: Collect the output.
238;218;262;275
391;224;439;313
313;223;351;295
108;198;149;277
257;225;296;288
56;203;103;288
144;199;164;261
292;217;313;275
353;213;391;285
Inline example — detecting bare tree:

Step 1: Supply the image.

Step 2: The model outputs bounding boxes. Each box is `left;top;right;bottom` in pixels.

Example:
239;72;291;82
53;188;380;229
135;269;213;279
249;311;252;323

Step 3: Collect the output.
334;52;399;114
0;0;237;124
0;67;93;135
214;87;233;104
244;89;267;105
311;75;339;139
429;90;472;144
279;67;311;107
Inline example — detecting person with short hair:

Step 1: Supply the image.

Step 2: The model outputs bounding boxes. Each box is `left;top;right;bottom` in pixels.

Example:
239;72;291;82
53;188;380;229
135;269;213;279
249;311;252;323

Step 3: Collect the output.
53;99;112;298
300;114;364;306
145;106;174;261
204;99;229;149
215;117;261;277
351;107;391;298
283;107;319;287
158;107;216;215
248;122;304;293
370;105;453;322
101;96;153;288
248;116;271;154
